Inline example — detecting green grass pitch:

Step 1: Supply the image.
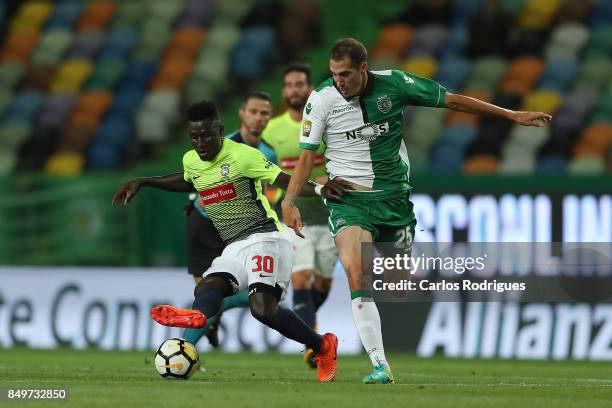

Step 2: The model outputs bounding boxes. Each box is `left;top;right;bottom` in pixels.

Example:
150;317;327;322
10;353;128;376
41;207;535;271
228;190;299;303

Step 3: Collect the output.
1;348;611;407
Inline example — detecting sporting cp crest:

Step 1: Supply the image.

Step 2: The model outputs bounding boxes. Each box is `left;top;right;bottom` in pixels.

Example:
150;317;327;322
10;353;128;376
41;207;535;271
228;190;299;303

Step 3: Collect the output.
220;164;230;179
377;95;392;113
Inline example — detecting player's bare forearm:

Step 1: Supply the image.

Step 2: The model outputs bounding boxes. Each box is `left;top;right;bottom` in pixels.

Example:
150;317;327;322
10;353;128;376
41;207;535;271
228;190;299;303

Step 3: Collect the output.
444;92;552;127
140;172;194;192
273;173;317;196
274;173;353;201
112;172;194;205
284;149;316;201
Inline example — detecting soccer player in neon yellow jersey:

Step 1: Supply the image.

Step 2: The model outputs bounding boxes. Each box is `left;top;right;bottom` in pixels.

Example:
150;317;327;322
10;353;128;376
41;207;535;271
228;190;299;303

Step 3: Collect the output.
263;63;336;368
113;101;353;382
282;38;552;384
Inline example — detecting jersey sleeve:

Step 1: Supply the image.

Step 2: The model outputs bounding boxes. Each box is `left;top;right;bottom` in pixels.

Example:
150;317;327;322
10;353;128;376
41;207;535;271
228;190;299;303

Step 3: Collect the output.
182;151;194;183
299;91;326;150
396;70;446;108
237;145;282;184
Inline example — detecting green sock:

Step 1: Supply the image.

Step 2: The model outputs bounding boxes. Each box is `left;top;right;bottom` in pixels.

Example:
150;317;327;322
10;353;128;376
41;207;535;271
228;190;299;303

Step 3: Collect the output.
183;290;250;345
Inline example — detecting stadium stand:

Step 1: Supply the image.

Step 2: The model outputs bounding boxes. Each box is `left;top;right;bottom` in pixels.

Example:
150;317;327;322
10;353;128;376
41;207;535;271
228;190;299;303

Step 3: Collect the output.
4;0;606;176
0;0;608;266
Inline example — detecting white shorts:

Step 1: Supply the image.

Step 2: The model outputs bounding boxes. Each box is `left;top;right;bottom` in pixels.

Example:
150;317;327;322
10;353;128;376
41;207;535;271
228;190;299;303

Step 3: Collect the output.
203;231;293;297
289;225;337;278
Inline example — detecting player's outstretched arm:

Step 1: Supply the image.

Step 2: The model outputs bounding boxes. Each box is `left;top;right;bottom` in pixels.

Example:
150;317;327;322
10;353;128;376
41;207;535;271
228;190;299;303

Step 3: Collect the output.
273;172;352;199
281;149;316;238
112;172;194;206
444;92;552;127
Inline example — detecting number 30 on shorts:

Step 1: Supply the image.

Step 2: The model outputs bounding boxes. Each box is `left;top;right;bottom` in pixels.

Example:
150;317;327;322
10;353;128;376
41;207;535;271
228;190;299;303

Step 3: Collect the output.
251;255;274;273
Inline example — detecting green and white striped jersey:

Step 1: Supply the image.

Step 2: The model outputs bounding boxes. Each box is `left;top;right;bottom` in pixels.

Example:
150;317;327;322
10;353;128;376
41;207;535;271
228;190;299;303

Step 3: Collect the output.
299;70;446;192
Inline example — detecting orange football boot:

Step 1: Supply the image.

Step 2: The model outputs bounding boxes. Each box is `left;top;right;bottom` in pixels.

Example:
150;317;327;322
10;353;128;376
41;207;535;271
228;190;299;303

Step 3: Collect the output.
150;305;207;328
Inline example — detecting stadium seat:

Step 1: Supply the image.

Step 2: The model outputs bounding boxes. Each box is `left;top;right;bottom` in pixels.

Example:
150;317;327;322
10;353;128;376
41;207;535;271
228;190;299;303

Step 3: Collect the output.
573;57;612;93
45;151;85;175
508;125;550;152
440;24;468;58
402;56;437;79
136;109;168;143
57;124;97;152
430;143;464;172
112;87;145;116
408;24;448;57
141;90;180;123
521;90;562;114
66;30;106;60
3;91;45;124
537;154;567;172
31;29;73;66
76;1;116;31
0;62;25;89
45;1;84;30
0;149;16;175
50;60;94;94
583;25;612;57
518;0;560;29
372;24;412;60
500;144;536;174
465;56;507;92
499;57;544;96
97;114;132;149
436;56;471;92
575;125;612;158
463;154;499;174
0;89;11;117
0;124;30;155
538;58;578;92
500;0;527;16
175;0;215;28
568;156;605;174
86;60;125;91
86;140;122;170
406;145;429;174
438;124;478;151
1;31;40;63
549;23;589;55
407;107;446;149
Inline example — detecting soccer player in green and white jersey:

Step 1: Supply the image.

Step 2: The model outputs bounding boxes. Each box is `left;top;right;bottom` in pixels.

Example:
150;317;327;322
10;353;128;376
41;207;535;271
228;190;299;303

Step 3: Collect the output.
113;101;351;382
282;38;552;384
262;63;336;368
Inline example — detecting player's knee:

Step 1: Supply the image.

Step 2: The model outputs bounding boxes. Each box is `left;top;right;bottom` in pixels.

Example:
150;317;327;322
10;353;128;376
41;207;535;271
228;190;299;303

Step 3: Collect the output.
314;276;332;293
249;293;278;326
196;275;234;297
291;269;313;289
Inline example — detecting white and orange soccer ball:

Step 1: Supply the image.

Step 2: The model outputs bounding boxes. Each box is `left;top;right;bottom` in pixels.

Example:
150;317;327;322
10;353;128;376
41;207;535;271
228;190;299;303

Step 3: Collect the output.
154;338;200;379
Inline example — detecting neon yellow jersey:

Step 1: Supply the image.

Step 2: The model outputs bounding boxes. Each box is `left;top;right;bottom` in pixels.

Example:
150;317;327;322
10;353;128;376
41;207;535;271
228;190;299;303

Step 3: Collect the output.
262;111;326;178
183;138;283;244
262;111;328;225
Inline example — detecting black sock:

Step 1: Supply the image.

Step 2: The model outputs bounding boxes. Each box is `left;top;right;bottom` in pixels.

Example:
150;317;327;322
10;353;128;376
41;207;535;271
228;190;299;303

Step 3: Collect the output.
293;289;315;328
312;288;329;312
192;286;224;318
269;306;323;352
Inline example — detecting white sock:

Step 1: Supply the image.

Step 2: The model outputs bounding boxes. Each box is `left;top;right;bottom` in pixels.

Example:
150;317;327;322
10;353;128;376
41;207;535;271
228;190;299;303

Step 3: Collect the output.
351;296;389;369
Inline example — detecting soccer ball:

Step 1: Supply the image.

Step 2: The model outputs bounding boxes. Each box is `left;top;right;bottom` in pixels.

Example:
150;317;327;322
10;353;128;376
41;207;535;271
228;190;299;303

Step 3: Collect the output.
154;338;200;379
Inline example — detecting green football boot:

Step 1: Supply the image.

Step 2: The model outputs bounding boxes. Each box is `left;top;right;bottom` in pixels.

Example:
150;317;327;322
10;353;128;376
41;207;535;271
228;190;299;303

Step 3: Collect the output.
361;364;394;384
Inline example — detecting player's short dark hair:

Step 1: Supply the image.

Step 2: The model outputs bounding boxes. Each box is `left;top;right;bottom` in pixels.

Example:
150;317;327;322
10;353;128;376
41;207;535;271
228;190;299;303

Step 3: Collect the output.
282;63;311;85
243;91;272;107
187;100;219;122
329;38;368;68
